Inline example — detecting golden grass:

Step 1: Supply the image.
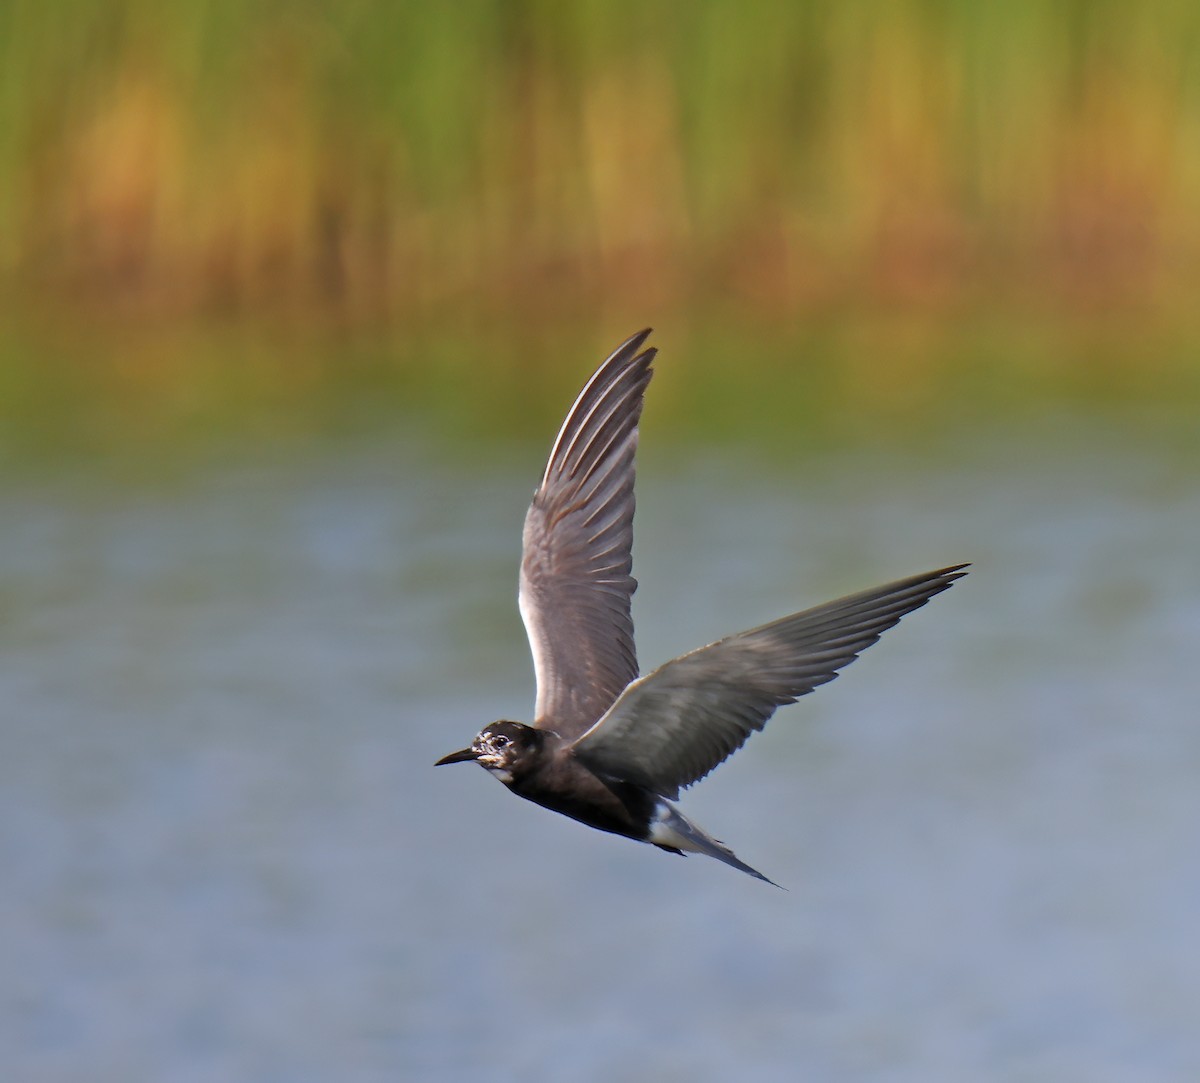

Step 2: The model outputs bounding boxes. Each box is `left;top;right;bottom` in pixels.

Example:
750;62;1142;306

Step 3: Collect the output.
2;2;1198;325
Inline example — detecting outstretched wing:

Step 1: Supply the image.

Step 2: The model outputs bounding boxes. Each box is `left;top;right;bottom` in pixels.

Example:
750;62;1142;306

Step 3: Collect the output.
519;330;656;737
570;565;967;798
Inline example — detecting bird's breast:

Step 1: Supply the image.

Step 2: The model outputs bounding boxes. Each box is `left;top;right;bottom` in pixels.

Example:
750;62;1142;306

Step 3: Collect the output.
508;754;658;842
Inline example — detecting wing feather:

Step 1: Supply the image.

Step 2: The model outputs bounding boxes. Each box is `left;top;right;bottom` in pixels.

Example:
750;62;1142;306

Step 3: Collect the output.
519;330;655;736
569;565;968;798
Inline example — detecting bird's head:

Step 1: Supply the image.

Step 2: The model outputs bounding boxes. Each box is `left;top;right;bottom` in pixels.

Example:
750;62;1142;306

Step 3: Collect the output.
434;720;540;784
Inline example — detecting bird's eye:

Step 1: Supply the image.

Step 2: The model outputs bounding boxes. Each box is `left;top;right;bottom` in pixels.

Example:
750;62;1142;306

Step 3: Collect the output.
493;735;509;747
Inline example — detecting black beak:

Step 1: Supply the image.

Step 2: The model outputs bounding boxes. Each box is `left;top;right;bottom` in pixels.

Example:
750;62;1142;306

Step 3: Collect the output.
435;747;479;766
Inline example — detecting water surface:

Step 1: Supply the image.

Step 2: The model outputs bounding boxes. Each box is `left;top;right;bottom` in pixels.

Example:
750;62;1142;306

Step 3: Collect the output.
3;412;1199;1081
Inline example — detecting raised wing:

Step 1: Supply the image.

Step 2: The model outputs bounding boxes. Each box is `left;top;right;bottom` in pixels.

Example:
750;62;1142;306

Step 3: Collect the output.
570;564;967;798
519;330;656;737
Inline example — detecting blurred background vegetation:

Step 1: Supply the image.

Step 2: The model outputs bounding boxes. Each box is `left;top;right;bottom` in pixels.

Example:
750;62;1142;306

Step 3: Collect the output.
2;0;1199;463
10;8;1200;1078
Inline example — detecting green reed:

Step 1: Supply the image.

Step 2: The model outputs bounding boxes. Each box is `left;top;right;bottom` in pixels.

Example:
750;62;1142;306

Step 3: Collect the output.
2;1;1199;322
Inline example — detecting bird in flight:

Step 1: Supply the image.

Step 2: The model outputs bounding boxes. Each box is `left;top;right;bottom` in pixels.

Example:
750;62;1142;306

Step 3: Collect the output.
437;330;966;884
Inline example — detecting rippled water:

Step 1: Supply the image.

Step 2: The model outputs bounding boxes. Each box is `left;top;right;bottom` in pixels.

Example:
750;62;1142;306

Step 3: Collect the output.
3;418;1199;1081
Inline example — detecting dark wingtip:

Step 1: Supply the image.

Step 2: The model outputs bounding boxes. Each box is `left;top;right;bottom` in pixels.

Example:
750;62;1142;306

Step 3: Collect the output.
589;329;655;390
911;563;970;590
899;563;969;609
612;328;653;360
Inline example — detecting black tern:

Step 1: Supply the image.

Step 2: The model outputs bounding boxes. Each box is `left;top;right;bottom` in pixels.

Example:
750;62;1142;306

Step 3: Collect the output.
437;329;966;884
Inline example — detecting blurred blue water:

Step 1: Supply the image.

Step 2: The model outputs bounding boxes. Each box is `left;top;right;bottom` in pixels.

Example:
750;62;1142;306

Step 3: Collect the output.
2;420;1199;1082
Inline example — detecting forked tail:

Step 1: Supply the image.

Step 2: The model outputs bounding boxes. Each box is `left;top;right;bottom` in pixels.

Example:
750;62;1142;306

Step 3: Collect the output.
649;801;783;888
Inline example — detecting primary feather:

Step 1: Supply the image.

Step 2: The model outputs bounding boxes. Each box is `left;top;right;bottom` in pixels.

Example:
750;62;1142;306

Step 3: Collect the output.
570;564;968;799
518;329;655;738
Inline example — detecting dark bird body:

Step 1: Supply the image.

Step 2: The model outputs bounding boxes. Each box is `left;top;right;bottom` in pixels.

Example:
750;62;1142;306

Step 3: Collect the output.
437;330;966;884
